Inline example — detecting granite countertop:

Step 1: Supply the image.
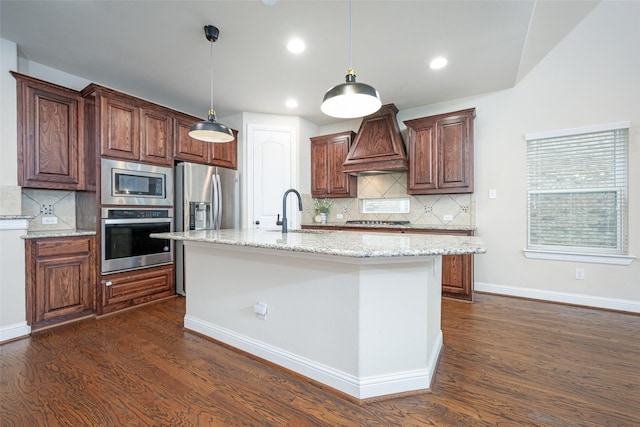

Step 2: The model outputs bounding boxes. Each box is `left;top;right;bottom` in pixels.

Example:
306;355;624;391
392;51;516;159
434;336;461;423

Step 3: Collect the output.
0;215;33;220
152;228;486;259
302;223;476;231
21;229;97;239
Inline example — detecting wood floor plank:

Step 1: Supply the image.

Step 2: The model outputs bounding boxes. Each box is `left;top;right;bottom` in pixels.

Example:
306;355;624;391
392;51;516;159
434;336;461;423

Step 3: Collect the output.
2;293;639;426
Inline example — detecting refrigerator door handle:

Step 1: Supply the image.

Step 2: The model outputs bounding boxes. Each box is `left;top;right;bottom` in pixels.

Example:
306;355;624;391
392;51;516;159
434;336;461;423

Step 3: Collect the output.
216;174;223;229
214;174;217;230
212;173;222;230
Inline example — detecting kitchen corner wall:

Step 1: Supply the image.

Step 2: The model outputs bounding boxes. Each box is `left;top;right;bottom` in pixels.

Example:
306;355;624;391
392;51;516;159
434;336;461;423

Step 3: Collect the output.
302;172;475;227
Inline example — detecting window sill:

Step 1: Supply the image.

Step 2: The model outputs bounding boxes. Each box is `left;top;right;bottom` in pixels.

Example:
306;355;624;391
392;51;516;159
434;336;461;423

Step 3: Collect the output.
523;250;635;266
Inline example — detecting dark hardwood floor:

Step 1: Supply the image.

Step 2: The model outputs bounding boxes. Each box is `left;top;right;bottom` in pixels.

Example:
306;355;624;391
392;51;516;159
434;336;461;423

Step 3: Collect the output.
2;293;639;426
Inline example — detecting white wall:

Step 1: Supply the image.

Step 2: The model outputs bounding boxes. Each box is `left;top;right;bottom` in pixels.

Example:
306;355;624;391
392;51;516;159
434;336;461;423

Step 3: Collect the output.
0;39;19;214
320;2;640;310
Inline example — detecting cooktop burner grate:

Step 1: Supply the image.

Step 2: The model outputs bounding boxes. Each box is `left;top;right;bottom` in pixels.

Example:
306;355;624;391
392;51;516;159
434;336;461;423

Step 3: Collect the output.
345;220;410;225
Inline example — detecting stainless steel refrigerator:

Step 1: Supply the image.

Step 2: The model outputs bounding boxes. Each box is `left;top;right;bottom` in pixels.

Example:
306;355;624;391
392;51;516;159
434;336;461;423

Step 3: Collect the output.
175;162;241;295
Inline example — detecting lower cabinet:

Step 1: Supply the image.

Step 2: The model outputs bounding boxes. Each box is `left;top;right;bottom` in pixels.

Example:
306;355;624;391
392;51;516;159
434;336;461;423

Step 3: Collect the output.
99;264;175;315
302;225;474;301
26;235;96;330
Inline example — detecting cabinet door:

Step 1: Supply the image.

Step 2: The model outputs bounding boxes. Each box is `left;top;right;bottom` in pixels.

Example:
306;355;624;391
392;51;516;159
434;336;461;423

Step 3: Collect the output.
27;236;95;326
14;73;84;190
100;95;140;160
328;133;355;195
311;139;329;196
437;113;473;192
174;114;208;163
209;129;238;169
310;131;356;198
140;107;173;166
406;119;438;193
441;254;473;301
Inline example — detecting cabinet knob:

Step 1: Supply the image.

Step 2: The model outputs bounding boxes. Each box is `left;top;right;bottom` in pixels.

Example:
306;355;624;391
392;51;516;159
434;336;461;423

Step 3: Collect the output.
102;280;112;287
254;220;260;225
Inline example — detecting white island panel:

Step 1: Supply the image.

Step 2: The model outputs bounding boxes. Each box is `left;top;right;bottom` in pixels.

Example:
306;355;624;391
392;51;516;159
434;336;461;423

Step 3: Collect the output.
183;240;442;400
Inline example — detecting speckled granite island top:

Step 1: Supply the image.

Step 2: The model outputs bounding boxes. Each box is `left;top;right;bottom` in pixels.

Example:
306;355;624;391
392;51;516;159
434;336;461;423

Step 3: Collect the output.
152;228;486;259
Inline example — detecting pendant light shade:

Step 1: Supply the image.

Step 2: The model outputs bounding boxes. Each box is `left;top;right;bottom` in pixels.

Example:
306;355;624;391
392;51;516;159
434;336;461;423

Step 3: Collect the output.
321;68;381;118
321;0;381;119
189;25;234;143
189;109;234;143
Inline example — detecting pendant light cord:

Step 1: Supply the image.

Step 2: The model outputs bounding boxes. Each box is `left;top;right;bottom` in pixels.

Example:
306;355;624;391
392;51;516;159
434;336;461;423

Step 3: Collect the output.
209;40;214;113
348;0;353;70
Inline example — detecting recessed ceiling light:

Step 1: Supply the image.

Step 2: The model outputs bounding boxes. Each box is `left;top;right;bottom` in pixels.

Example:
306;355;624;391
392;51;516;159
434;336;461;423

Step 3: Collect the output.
286;99;298;108
260;0;277;6
287;38;306;54
429;56;448;70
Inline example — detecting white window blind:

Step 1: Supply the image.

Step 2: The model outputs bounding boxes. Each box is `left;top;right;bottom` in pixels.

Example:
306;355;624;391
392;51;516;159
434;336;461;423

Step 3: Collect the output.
526;124;629;255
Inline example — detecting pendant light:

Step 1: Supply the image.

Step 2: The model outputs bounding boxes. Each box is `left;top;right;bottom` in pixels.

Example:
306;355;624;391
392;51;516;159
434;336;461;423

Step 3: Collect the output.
321;0;381;119
189;25;234;143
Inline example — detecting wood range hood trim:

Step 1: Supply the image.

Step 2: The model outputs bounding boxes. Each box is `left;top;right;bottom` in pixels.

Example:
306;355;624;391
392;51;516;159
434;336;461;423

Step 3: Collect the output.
342;103;409;176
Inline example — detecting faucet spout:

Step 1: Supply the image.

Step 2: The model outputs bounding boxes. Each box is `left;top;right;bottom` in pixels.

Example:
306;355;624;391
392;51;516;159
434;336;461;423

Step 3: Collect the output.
281;188;303;233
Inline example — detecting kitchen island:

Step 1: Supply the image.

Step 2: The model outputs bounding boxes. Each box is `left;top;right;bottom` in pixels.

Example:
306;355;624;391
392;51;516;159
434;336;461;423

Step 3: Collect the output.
153;228;485;400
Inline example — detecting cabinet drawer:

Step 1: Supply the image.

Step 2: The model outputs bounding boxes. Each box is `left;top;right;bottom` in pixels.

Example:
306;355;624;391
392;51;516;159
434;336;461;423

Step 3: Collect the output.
101;265;174;308
34;236;92;257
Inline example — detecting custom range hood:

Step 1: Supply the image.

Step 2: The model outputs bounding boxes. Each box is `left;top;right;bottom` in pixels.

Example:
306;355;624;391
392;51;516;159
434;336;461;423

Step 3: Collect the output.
342;104;408;175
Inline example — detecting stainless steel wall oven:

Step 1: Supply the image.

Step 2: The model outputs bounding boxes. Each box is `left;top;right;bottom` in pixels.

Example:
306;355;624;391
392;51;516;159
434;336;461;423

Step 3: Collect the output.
101;208;173;274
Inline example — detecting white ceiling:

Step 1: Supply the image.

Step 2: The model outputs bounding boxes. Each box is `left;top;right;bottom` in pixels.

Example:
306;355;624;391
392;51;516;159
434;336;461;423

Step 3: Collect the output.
0;0;600;126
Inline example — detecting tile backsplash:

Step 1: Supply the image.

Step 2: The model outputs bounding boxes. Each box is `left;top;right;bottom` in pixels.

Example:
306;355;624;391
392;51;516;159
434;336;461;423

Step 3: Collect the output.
21;189;76;231
302;173;475;227
0;185;22;215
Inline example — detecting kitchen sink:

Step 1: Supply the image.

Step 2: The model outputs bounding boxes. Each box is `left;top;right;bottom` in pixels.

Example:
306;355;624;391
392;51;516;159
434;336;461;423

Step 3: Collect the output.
265;229;330;234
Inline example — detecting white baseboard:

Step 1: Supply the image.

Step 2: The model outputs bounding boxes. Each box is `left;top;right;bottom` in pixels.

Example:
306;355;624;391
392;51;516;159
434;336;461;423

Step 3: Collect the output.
185;315;440;399
0;321;30;343
475;282;640;313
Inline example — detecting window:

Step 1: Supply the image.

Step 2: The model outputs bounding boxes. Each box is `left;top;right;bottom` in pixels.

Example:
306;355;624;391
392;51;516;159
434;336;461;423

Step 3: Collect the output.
525;122;630;263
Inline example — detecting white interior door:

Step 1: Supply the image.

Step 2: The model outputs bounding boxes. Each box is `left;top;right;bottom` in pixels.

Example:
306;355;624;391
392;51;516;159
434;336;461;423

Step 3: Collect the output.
247;125;297;230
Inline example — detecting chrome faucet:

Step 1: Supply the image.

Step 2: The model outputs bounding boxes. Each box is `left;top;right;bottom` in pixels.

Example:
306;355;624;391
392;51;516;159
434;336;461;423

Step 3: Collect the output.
276;188;303;233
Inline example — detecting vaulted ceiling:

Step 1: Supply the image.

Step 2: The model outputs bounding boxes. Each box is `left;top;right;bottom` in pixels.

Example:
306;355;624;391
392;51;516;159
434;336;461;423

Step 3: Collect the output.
0;0;600;126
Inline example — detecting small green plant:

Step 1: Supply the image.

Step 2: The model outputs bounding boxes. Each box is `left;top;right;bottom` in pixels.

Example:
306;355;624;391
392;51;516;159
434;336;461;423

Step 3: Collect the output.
313;198;332;214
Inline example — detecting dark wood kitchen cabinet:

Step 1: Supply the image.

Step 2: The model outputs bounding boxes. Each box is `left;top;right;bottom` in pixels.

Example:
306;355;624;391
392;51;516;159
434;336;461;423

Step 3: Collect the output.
25;235;96;330
302;225;474;301
404;108;475;195
99;265;175;316
12;72;85;190
174;112;238;169
82;84;173;166
310;131;357;198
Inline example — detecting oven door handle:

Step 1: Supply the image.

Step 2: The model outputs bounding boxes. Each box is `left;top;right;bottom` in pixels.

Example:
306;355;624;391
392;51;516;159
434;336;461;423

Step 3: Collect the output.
103;218;173;225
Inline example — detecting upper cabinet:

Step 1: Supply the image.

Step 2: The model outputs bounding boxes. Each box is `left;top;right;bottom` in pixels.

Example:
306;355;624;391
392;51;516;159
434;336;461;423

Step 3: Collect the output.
404;108;475;194
310;131;357;198
174;112;238;169
12;72;85;190
82;84;173;167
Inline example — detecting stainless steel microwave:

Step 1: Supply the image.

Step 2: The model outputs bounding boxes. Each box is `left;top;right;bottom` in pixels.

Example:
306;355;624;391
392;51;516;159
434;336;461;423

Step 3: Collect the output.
101;158;174;206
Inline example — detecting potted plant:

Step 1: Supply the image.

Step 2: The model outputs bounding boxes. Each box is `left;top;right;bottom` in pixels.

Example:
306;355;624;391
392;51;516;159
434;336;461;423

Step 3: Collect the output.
313;198;332;224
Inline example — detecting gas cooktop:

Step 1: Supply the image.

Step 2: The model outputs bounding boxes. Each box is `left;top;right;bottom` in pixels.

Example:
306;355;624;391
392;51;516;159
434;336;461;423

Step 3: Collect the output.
345;220;411;226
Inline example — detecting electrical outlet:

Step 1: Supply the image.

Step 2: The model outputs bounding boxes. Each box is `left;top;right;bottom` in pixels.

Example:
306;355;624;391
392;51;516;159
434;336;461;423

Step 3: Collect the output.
443;214;454;221
575;268;585;280
42;216;58;225
336;213;344;219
